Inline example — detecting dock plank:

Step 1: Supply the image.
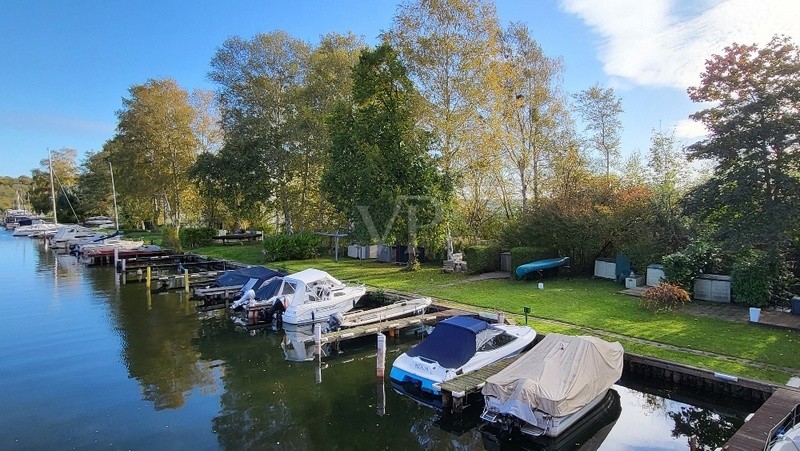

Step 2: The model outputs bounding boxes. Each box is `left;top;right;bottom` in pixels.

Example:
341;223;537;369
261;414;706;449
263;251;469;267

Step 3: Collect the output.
724;388;800;451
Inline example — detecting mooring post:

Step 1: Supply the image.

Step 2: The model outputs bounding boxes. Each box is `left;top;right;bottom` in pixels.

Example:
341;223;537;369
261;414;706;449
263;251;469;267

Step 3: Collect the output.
376;332;387;378
184;268;190;293
146;266;151;289
113;248;119;272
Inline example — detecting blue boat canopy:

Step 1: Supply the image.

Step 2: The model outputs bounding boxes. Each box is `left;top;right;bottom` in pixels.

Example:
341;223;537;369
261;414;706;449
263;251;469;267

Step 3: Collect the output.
215;266;283;288
407;316;489;369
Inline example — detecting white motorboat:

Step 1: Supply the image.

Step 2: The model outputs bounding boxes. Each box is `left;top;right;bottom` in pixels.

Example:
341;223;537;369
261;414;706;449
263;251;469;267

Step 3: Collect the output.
766;403;800;450
12;222;59;237
83;216;116;228
270;269;366;326
480;333;623;438
75;238;144;256
50;225;101;249
389;315;536;407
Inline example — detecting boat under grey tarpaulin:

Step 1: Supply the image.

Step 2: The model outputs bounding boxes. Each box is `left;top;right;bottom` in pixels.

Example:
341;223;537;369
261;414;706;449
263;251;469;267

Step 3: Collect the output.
480;333;623;438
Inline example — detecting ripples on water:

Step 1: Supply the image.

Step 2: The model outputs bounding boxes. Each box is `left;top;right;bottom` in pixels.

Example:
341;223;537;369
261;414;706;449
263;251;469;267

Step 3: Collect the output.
0;232;758;450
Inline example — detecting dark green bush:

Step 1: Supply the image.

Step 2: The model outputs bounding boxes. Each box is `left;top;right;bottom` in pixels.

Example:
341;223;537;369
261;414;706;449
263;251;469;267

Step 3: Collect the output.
662;240;724;291
263;232;322;262
732;249;795;308
641;283;691;313
510;247;552;279
464;245;502;274
179;227;217;248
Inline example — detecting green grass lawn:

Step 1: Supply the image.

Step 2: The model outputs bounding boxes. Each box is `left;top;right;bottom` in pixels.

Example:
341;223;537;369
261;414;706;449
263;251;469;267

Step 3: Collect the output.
191;243;800;384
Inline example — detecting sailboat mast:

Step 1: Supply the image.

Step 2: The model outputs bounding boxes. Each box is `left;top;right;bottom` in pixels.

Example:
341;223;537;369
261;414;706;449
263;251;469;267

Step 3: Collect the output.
108;160;119;231
48;149;58;224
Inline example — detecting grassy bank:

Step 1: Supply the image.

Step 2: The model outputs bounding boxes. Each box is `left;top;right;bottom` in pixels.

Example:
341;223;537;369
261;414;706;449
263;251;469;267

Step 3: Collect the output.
193;243;799;384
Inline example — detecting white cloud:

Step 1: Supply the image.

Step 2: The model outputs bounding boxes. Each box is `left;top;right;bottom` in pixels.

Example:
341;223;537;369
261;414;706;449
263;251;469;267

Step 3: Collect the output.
673;118;708;140
561;0;800;89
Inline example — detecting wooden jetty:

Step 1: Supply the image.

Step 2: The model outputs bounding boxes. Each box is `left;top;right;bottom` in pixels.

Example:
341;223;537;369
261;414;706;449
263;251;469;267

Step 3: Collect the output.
439;357;517;414
723;388;800;451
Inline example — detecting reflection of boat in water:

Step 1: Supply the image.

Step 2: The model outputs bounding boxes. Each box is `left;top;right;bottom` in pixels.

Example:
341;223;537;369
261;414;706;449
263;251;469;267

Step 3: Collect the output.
767;403;800;451
480;388;622;451
390;316;536;409
480;334;623;439
281;324;330;362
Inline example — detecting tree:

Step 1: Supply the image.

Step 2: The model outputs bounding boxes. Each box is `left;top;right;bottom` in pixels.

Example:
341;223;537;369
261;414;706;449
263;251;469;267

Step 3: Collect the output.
75;150;114;220
647;127;687;250
112;78;198;229
323;44;450;268
208;32;311;233
573;84;623;185
29;148;79;220
384;0;501;174
487;22;568;213
683;35;800;250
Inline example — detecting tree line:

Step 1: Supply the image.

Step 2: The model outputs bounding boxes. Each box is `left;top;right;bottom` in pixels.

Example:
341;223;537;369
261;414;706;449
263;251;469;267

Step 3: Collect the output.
22;1;800;289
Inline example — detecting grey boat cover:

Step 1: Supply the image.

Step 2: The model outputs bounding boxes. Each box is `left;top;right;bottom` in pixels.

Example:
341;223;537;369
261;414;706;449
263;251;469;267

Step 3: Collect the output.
481;333;623;417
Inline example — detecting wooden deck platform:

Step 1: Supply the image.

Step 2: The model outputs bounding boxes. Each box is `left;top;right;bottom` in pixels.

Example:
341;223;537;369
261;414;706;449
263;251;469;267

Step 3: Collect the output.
723;387;800;450
439;357;518;413
752;309;800;332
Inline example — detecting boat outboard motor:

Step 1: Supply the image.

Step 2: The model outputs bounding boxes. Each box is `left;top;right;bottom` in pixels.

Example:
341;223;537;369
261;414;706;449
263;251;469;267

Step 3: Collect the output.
328;312;344;330
231;289;255;311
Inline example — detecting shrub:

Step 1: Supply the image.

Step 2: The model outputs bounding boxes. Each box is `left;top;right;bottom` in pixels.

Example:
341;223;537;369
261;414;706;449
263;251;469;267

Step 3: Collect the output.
464;245;502;274
160;226;182;252
641;283;691;313
262;232;322;262
662;240;724;291
179;227;217;248
732;249;796;308
510;247;552;280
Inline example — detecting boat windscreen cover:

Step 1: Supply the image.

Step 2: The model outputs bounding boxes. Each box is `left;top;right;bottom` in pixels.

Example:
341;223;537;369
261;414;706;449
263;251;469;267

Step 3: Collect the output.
254;278;282;299
406;316;488;369
216;267;283;287
482;333;623;417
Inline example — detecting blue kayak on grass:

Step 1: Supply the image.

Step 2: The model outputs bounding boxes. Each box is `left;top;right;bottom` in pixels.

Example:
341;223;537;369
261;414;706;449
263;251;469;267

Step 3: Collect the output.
515;257;570;279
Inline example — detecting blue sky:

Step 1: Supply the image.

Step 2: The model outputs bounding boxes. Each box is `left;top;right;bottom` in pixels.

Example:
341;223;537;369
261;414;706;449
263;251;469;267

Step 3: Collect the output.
1;0;798;177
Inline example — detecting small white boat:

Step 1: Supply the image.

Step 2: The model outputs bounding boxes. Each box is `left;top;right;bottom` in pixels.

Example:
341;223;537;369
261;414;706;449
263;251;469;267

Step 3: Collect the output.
83;216;115;228
76;239;144;256
331;297;432;329
273;269;366;326
767;404;800;450
389;315;536;407
480;333;623;438
50;225;101;249
12;222;59;237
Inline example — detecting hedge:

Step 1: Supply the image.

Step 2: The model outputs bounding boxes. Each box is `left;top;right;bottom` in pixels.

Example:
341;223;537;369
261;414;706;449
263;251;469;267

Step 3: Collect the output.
510;247;553;279
179;227;217;248
464;245;502;274
263;232;322;262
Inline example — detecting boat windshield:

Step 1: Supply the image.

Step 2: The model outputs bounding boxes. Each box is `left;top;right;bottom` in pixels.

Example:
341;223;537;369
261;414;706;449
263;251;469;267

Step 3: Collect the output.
477;330;516;352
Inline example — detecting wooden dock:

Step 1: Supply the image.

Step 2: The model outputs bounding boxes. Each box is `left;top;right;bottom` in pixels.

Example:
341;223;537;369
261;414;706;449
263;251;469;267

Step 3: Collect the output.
723;387;800;450
439;357;518;413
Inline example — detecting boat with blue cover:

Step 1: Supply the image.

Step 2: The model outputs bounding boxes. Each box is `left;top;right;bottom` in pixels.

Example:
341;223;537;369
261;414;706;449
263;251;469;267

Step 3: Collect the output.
515;257;570;279
390;315;536;408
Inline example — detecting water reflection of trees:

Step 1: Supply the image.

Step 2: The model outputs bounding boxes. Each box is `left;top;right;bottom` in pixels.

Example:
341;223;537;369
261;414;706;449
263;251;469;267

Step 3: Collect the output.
670;407;738;451
104;285;215;410
194;322;458;450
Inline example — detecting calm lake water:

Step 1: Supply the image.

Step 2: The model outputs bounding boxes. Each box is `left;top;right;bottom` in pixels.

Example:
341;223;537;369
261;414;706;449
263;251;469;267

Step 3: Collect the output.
0;230;759;450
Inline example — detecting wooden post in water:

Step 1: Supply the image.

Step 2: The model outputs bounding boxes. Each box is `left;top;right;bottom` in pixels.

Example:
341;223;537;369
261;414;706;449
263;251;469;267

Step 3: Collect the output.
146;266;151;289
376;332;386;378
184;269;190;294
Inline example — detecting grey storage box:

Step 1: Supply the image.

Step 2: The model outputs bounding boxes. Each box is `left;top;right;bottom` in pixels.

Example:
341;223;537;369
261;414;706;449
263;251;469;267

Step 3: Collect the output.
693;274;731;303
